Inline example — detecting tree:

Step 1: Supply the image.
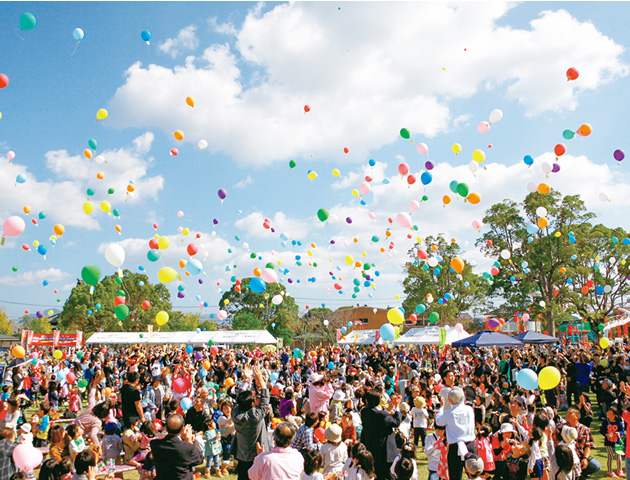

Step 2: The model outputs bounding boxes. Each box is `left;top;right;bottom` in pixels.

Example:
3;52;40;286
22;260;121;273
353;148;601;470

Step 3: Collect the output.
59;270;174;335
0;308;13;335
162;312;200;331
20;314;52;334
198;319;218;332
292;307;334;348
402;236;489;325
232;312;264;331
219;278;298;344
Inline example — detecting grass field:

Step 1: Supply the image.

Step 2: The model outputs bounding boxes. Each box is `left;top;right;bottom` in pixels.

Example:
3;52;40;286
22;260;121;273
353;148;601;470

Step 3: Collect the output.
27;396;615;480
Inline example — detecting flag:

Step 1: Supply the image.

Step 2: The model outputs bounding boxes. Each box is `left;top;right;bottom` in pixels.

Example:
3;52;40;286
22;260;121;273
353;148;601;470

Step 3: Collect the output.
439;328;447;349
53;330;60;347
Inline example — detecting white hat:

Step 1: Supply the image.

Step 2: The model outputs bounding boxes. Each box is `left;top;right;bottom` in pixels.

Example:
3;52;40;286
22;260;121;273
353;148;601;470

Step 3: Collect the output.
309;373;324;384
332;390;346;402
20;424;31;434
561;426;578;444
465;455;484;475
324;424;342;443
400;402;410;414
498;423;515;434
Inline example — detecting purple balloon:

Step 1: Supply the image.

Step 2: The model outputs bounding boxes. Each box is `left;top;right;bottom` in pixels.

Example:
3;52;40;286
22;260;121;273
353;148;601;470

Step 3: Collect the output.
217;189;227;200
36;311;44;318
195;351;203;360
345;217;352;224
213;218;219;225
177;291;185;298
425;161;435;170
488;318;500;328
287;278;293;283
551;163;561;173
198;279;204;284
614;149;625;161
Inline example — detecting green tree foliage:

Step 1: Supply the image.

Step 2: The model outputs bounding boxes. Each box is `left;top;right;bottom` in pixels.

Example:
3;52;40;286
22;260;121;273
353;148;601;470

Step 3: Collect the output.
293;307;334;348
59;270;174;334
0;308;13;336
219;278;298;344
20;314;52;334
232;312;264;331
402;236;489;325
162;312;201;331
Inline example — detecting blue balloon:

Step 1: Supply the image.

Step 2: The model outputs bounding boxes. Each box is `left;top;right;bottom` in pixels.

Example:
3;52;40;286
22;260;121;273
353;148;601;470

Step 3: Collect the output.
73;28;84;41
16;174;27;184
185;345;193;354
249;277;267;293
186;259;203;275
42;280;49;286
566;278;573;284
368;159;376;167
341;327;347;333
569;237;576;244
380;324;396;341
95;303;102;310
141;30;152;43
270;372;279;385
523;155;534;166
516;368;538;391
327;362;335;370
87;310;92;315
37;245;47;256
382;178;390;185
526;224;539;235
180;397;192;410
420;171;433;185
596;286;604;295
57;371;65;381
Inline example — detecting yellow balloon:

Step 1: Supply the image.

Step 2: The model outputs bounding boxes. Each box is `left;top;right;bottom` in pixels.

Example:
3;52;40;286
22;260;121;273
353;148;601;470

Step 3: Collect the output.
49;235;57;242
351;189;359;197
452;143;462;154
156;311;169;325
387;308;404;325
100;201;111;213
224;299;230;305
307;250;313;256
308;171;317;180
394;294;400;300
538;366;561;390
33;240;39;247
0;112;2;120
83;201;94;215
600;337;610;349
332;169;340;177
158;267;177;283
158;236;171;249
96;108;108;121
182;228;189;235
472;149;485;163
53;350;63;360
344;255;354;265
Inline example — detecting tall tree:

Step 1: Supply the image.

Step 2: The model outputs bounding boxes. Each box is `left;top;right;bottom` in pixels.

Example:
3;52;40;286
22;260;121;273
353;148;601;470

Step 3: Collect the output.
402;236;489;325
20;314;52;334
0;308;13;336
293;307;334;348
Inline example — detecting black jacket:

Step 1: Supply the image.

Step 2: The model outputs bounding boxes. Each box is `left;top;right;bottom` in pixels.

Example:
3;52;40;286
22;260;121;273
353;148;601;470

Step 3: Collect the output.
150;434;204;480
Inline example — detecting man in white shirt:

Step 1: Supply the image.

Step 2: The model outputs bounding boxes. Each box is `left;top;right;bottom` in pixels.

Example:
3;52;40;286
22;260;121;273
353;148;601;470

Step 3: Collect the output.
435;387;477;480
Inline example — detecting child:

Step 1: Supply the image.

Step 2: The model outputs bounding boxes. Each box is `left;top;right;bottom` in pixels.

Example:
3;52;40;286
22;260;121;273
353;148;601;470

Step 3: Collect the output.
464;454;485;480
493;423;516;480
505;440;531;480
17;424;33;446
67;387;82;417
73;449;96;480
410;396;428;447
129;421;156;467
428;424;448;480
527;427;544;480
67;424;86;460
344;445;375;480
32;401;51;447
398;403;412;442
600;408;624;478
203;418;222;478
340;410;357;444
301;448;324;480
102;422;123;464
475;425;495;477
394;457;415;480
558;426;581;479
320;424;348;476
122;420;142;463
390;442;417;480
138;451;156;480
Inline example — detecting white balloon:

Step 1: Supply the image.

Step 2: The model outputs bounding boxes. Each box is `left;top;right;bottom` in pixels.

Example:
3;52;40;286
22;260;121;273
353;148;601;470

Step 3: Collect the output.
198;139;208;150
539;301;546;308
328;214;338;224
323;320;329;326
610;257;617;264
271;294;283;305
500;249;511;260
468;161;478;173
428;257;438;267
536;207;548;218
541;162;552;175
105;244;125;268
604;285;612;293
489;109;503;123
242;242;249;250
599;193;610;202
94;155;105;164
526;182;538;193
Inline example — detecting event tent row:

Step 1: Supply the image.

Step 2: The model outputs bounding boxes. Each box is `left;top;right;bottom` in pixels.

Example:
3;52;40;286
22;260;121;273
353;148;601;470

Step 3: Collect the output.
85;330;277;345
337;326;471;345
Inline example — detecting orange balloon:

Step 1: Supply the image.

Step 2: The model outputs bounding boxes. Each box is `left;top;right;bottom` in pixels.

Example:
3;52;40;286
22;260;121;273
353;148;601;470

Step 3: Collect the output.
104;387;112;397
23;205;31;214
581;286;589;294
443;195;451;205
380;248;385;253
385;230;392;237
83;149;93;159
53;224;65;236
185;96;195;108
431;245;438;251
96;172;104;180
450;256;465;274
202;361;211;370
354;261;362;268
538;182;550;194
225;378;235;388
559;267;567;274
173;130;185;141
353;237;358;243
179;260;187;268
127;184;135;193
253;268;262;277
114;225;121;233
577;123;592;137
467;192;481;205
537;217;548;229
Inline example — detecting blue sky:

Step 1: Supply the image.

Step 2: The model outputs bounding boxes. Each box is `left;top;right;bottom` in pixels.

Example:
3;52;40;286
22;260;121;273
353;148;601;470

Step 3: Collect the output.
2;2;630;324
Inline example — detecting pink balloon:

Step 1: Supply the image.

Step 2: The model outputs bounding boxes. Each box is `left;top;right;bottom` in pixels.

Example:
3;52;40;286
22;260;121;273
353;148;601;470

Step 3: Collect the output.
368;212;375;219
261;268;278;283
66;372;76;383
396;212;412;228
472;220;482;231
397;163;410;176
359;182;371;195
416;143;428;155
172;377;187;394
7;151;15;161
13;444;43;471
3;216;26;237
477;121;490;134
409;200;420;212
217;310;228;320
522;313;530;321
455;323;464;333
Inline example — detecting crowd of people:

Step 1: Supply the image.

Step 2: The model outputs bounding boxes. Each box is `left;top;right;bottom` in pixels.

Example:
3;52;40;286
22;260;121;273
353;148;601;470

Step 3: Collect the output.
0;338;625;480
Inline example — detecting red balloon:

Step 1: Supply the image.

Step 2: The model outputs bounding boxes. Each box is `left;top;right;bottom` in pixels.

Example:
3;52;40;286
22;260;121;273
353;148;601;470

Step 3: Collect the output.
66;372;76;383
407;174;416;185
554;143;566;157
566;67;579;81
172;378;187;393
170;148;179;156
0;74;8;89
486;240;493;246
409;314;417;322
210;346;219;356
153;223;159;229
343;147;349;154
365;176;373;182
314;427;325;443
149;238;159;249
187;243;199;256
304;105;311;113
397;163;410;176
114;296;126;307
235;285;241;292
334;283;342;290
141;300;151;310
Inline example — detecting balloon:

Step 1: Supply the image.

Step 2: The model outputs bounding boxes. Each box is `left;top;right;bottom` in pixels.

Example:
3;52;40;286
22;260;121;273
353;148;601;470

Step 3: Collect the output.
11;345;25;358
73;28;84;41
271;294;283;305
218;189;227;200
452;143;462;155
417;143;428;154
566;67;579;81
304;105;311;113
468;161;478;174
409;200;420;212
317;208;329;222
3;216;25;237
359;182;371;195
400;128;410;139
450;257;464;274
83;201;94;215
156;311;169;326
467;192;481;204
415;304;426;314
420;171;432;185
517;369;539;391
141;30;152;44
457;183;469;198
477;121;490;133
472;150;485;163
314;427;326;443
380;323;396;341
180;398;193;410
249;277;267;293
454;323;463;333
387;308;404;325
13;444;43;471
96;109;108;121
147;250;161;262
428;312;439;323
489;109;503;123
554;144;566;156
407;174;416;186
217;310;227;320
396;212;412;228
158;267;177;283
53;350;63;360
15;174;27;184
185;96;195;108
261;268;278;283
19;13;37;31
186;259;203;275
105;244;125;268
173;130;184;141
443;195;451;205
100;201;111;213
600;337;610;349
115;304;130;321
66;372;76;384
577;124;592;137
37;244;47;256
158;236;170;249
397;163;410;176
81;265;100;285
141;300;151;310
0;74;9;89
538;366;561;390
537;182;550;194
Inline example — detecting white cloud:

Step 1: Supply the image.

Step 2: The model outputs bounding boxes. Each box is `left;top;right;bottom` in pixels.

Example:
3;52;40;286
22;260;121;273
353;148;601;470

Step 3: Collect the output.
234;211;312;240
234;175;253;189
207;16;237;36
0;268;69;286
158;25;199;58
109;3;626;166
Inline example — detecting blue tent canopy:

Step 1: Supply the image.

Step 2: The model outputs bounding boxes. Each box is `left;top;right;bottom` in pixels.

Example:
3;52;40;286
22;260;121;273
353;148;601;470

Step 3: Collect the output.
451;330;524;348
513;330;559;344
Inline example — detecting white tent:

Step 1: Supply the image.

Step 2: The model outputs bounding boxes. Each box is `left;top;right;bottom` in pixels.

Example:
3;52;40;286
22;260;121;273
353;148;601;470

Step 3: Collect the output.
86;330;277;345
395;326;470;345
337;329;382;345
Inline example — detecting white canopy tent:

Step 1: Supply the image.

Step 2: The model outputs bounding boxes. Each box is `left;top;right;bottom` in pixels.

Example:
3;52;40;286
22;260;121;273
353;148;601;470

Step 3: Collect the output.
86;330;277;345
337;329;382;345
395;326;470;345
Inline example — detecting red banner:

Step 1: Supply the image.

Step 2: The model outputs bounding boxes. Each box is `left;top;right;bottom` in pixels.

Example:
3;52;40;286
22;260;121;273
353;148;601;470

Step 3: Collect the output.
28;333;83;347
336;329;341;342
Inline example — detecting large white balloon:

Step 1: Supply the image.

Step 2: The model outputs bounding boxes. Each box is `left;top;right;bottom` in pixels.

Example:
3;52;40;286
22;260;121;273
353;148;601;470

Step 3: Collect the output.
536;207;548;217
105;244;125;268
468;161;478;174
526;182;538;193
271;294;283;305
428;257;438;267
198;139;208;150
489;109;503;123
500;249;511;260
541;162;551;175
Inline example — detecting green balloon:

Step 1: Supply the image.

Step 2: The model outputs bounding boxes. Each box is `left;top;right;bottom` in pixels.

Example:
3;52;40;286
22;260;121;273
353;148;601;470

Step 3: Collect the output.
353;278;360;286
11;267;17;272
562;129;575;140
265;263;274;269
108;188;115;195
317;208;329;222
400;128;410;139
250;253;256;259
428;312;439;323
457;182;469;198
289;160;296;169
86;188;95;196
116;289;126;296
112;208;120;217
81;265;101;286
147;250;161;262
371;235;379;243
449;181;459;194
115;277;123;285
88;139;98;150
78;379;88;388
363;263;371;270
19;13;37;31
115;304;130;320
76;351;84;359
421;195;428;202
598;323;605;331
